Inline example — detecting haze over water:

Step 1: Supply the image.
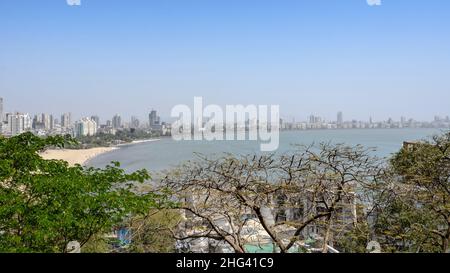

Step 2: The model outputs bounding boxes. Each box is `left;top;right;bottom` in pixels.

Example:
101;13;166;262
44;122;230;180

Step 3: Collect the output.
88;128;443;173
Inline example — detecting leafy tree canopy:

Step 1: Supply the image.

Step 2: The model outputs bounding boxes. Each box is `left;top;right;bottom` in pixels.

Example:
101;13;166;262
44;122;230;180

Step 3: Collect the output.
0;132;171;253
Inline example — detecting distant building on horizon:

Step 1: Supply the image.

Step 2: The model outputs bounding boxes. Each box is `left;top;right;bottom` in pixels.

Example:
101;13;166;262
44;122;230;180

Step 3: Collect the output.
337;111;343;128
0;97;3;134
61;113;72;129
0;97;3;123
149;110;162;131
74;117;97;137
7;112;32;136
43;114;51;131
91;115;100;128
31;113;53;131
112;114;122;129
309;115;322;124
130;116;140;129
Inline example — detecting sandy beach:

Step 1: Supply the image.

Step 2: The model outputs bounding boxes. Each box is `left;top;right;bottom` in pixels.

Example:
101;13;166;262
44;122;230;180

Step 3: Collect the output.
41;147;118;166
40;139;160;166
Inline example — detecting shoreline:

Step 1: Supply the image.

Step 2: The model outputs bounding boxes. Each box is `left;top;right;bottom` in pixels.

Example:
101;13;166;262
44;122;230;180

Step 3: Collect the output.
117;138;161;147
40;138;161;166
41;147;119;166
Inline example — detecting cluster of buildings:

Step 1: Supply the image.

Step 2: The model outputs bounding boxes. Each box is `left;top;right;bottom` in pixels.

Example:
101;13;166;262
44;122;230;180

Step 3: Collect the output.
0;98;74;137
73;111;170;137
280;111;450;131
0;97;170;138
2;97;449;138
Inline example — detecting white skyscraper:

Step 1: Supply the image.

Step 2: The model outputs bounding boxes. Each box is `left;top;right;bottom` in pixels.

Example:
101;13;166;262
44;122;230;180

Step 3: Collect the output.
91;115;100;129
61;113;72;129
7;113;31;136
41;113;54;131
74;117;97;137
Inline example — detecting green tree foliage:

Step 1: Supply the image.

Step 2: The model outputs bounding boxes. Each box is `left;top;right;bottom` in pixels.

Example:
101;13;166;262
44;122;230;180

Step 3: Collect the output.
127;209;181;253
335;204;371;253
71;130;158;149
336;222;371;253
0;132;169;253
374;132;450;253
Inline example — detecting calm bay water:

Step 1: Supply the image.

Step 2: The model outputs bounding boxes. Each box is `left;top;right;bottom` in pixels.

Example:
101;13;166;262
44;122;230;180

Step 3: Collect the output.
88;128;444;173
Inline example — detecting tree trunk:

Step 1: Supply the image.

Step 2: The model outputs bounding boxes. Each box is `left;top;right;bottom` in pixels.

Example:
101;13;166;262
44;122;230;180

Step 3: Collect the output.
322;214;333;253
443;225;450;253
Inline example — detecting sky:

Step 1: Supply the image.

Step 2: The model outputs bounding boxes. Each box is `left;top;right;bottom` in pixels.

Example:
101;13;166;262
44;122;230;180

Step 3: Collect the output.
0;0;449;123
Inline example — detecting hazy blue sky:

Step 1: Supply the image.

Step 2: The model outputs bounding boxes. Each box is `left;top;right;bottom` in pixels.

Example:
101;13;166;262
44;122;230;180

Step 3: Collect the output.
1;0;449;122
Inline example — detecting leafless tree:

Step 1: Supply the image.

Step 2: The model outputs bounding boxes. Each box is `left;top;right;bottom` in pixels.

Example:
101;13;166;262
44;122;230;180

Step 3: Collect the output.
160;143;384;253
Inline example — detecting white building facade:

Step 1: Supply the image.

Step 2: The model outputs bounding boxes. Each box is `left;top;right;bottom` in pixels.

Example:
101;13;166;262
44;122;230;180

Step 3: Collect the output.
74;117;97;137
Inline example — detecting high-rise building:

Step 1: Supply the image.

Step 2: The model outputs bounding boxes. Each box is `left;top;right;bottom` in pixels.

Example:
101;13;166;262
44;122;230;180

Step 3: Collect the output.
0;97;3;133
337;111;343;127
131;116;140;129
8;114;23;136
33;114;43;130
74;117;97;137
309;115;321;124
7;113;31;136
91;115;100;128
149;110;161;130
5;113;12;123
400;116;407;127
39;113;54;131
0;97;3;123
112;114;122;129
61;113;72;129
50;115;54;130
24;114;32;131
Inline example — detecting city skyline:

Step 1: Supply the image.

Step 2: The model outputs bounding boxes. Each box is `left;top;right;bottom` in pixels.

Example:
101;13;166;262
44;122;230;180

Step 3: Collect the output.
2;94;450;124
1;96;449;138
1;95;449;125
1;1;450;121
